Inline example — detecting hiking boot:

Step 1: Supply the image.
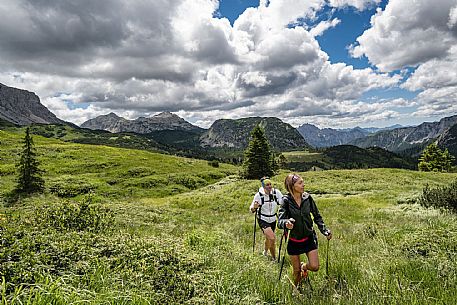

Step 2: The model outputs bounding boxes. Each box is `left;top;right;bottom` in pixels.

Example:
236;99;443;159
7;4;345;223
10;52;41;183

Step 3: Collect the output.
262;250;268;257
300;262;308;279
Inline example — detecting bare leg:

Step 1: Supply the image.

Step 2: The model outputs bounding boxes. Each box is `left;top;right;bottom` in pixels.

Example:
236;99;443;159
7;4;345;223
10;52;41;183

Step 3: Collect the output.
305;249;320;272
263;227;276;259
289;255;302;285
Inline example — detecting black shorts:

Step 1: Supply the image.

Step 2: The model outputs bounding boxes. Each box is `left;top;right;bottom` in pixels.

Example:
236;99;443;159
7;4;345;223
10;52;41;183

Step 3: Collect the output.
287;232;318;255
258;218;276;232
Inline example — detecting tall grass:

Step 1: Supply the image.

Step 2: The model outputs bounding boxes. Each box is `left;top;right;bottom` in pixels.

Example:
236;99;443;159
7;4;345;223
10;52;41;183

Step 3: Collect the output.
1;129;457;304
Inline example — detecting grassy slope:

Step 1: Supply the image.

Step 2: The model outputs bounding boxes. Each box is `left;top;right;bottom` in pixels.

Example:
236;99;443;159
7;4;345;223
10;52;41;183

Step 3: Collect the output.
283;148;416;171
1;129;457;304
0;129;236;200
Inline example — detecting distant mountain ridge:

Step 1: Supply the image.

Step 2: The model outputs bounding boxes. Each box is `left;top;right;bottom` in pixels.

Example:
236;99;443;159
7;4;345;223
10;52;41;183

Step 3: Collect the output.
0;83;65;125
297;124;369;148
2;82;457;162
361;124;404;133
200;117;310;151
350;115;457;154
81;111;203;133
297;123;406;148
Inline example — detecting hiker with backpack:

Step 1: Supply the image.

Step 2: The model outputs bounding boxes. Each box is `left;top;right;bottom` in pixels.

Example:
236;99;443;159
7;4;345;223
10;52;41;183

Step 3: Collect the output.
250;177;283;260
278;173;332;287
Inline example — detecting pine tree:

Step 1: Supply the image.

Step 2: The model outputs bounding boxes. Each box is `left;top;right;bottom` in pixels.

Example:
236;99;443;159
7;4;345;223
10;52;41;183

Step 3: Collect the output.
418;143;455;172
277;153;287;169
242;124;275;179
15;127;45;193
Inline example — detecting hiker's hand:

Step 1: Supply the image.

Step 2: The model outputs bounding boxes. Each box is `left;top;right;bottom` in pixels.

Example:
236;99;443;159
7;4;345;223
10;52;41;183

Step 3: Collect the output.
253;201;260;209
325;230;332;240
285;218;295;229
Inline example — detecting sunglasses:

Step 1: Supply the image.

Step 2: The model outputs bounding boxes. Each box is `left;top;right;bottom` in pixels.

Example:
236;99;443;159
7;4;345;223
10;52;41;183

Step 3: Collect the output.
292;174;300;184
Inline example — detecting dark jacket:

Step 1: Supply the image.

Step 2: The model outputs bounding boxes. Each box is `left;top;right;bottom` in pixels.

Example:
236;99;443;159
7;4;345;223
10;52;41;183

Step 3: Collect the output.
278;192;328;240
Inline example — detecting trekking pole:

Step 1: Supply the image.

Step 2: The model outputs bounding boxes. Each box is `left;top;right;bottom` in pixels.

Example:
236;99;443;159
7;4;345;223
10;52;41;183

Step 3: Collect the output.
277;229;285;263
324;230;331;277
278;229;290;281
325;238;330;277
278;219;294;281
252;212;257;253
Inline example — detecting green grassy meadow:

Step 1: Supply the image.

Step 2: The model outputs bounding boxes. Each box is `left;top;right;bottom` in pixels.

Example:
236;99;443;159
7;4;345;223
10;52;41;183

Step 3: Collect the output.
1;128;457;304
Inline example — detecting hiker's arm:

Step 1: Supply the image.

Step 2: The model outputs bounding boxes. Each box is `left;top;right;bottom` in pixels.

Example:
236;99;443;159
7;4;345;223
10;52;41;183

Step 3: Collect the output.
250;201;260;213
277;198;289;229
276;190;284;207
310;196;329;235
250;194;260;213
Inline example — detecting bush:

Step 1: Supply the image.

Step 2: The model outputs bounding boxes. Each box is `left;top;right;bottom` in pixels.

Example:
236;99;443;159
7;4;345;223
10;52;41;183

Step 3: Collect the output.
0;215;202;303
418;180;457;212
48;179;95;198
36;195;114;233
169;174;207;190
208;160;219;168
125;166;156;177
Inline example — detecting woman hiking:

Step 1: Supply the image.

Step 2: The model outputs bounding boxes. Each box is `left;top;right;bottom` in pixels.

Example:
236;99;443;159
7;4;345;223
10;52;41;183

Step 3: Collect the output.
250;177;283;260
278;173;332;287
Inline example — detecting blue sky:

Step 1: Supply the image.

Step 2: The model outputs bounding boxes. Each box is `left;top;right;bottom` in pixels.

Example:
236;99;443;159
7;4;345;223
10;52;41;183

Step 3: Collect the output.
219;0;382;68
217;0;424;127
0;0;456;129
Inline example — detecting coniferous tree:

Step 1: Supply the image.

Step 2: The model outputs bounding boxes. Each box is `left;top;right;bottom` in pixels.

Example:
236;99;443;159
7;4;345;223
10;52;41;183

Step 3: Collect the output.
418;143;455;172
242;124;275;179
15;127;45;193
277;153;287;169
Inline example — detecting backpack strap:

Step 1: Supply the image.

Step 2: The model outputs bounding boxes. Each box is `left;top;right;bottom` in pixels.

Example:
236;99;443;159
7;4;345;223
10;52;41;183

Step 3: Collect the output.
259;192;265;206
258;190;278;218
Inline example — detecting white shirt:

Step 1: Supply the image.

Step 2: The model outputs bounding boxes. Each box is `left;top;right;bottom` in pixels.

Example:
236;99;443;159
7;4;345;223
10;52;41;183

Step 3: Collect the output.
250;187;283;223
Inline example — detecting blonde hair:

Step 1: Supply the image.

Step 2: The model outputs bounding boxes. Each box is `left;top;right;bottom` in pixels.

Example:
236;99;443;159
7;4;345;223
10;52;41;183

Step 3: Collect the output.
284;173;301;195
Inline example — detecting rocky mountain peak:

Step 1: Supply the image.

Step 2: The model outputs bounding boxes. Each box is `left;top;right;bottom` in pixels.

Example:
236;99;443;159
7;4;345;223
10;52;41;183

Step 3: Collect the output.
81;111;202;133
105;112;121;119
200;116;309;150
0;83;65;125
153;111;177;119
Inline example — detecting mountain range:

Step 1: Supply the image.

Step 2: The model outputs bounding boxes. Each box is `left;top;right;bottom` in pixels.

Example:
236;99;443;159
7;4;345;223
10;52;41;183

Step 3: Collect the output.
350;115;457;155
81;111;203;133
2;82;457;164
297;124;370;148
296;124;406;148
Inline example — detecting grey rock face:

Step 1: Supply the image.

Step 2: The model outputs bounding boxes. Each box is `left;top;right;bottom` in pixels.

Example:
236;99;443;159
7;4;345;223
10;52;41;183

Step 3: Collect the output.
200;117;310;151
437;123;457;158
81;111;202;133
0;83;65;125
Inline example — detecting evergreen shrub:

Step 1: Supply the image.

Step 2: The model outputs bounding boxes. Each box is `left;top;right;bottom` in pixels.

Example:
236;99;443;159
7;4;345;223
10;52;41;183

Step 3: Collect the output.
36;195;114;232
418;180;457;212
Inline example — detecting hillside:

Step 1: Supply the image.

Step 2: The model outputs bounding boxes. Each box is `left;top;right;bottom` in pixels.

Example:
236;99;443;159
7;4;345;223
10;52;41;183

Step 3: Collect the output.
0;83;66;125
22;123;166;154
0;128;237;200
282;145;417;171
200;117;310;151
1;135;456;304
